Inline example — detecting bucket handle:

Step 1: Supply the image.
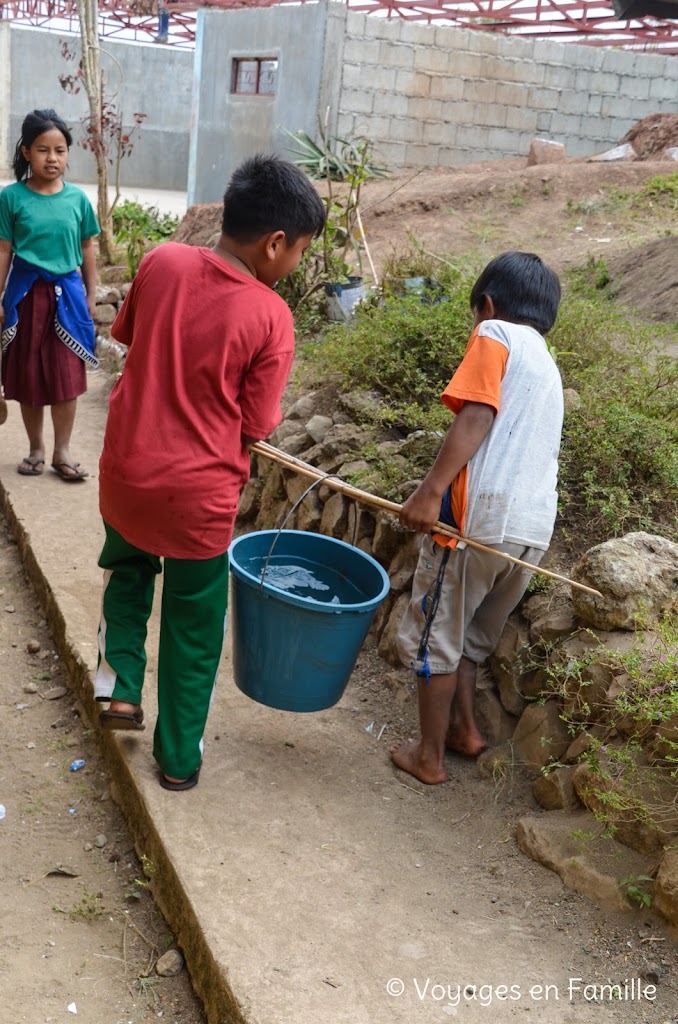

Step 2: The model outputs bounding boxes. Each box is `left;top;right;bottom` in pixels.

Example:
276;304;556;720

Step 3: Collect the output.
259;472;350;592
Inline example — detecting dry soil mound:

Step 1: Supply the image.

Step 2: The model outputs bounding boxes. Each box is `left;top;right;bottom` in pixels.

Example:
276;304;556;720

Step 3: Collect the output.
620;113;678;160
607;236;678;323
172;201;222;247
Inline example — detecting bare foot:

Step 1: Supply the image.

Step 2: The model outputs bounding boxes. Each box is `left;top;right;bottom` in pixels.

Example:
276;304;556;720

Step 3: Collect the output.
390;739;448;785
445;726;487;758
110;700;141;716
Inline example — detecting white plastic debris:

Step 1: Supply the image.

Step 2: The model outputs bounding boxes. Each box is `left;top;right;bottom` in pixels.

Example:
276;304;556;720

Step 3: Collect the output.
67;1004;77;1014
0;805;5;821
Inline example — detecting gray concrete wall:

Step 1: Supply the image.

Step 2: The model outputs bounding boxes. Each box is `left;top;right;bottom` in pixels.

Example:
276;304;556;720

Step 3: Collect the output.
0;23;11;176
7;25;192;190
336;12;678;169
189;4;345;204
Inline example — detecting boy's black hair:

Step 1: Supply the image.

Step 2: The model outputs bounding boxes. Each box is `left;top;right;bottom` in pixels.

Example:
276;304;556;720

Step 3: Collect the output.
470;251;561;335
13;109;73;182
221;153;325;244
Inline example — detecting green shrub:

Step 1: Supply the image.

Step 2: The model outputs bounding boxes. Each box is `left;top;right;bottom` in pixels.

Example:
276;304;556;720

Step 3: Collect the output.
112;200;178;242
112;201;179;280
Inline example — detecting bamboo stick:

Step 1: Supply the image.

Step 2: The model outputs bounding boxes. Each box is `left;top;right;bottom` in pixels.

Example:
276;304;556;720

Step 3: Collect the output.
251;441;602;599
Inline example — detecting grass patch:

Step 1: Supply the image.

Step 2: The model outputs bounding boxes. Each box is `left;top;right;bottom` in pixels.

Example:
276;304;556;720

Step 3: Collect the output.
566;172;678;220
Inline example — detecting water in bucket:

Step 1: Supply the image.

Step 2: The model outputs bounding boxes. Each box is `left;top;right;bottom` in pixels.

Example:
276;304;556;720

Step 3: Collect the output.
229;530;390;712
241;556;366;606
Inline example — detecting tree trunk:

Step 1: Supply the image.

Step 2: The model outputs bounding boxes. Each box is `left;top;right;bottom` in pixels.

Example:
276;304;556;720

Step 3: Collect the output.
77;0;115;262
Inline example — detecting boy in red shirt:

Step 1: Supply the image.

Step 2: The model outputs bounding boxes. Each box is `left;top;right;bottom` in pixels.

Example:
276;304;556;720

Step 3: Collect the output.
94;155;325;790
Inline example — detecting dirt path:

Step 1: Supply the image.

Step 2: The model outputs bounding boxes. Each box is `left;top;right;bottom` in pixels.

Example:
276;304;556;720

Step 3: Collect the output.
0;513;206;1024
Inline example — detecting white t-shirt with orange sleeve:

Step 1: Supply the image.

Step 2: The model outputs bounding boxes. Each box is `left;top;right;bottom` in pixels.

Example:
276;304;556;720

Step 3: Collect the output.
435;319;563;552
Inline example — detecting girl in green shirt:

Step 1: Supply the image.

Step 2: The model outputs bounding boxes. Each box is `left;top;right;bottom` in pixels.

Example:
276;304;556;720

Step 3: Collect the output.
0;109;100;480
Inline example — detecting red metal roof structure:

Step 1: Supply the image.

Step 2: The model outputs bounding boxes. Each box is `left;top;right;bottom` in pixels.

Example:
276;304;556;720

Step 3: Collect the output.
2;0;678;52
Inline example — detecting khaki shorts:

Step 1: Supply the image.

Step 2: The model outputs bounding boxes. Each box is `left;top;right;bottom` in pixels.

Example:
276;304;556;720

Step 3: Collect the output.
397;536;544;675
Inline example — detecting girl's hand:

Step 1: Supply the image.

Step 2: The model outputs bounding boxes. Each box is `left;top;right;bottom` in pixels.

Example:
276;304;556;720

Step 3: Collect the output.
0;302;5;328
87;296;97;321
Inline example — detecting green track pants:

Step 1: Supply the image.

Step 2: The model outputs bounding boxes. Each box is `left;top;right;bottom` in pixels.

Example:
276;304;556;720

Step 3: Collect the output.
95;522;229;779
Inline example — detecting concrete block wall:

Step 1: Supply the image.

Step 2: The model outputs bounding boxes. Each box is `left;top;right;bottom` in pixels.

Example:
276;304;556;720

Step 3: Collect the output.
6;25;193;190
189;4;347;204
337;11;678;169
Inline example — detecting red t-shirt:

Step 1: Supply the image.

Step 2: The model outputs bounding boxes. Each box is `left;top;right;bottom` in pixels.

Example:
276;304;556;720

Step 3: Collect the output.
99;243;295;559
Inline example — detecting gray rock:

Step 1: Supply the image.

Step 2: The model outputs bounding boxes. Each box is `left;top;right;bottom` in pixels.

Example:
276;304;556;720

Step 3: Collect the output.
305;415;334;444
338;390;383;420
23;682;39;694
571;532;678;630
93;833;108;848
26;639;41;654
270;420;308;446
94;303;117;325
475;689;516;747
341;507;375;548
516;814;650;910
237;479;262;523
563;388;582;414
527;138;566;166
563;660;614;724
372;513;409;565
378;592;410;667
285;393;318;421
371;593;395;642
337;459;370;480
278;432;314;457
530;608;577;644
320;493;349;539
572;761;670;856
95;285;122;304
589;142;636;162
294;492;322;533
511;701;570;770
156;948;185;977
532;766;579;810
488;617;533;716
654;850;678;927
476;744;513;780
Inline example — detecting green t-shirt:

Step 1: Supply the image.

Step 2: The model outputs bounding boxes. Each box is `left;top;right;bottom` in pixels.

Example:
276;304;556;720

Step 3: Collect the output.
0;180;100;276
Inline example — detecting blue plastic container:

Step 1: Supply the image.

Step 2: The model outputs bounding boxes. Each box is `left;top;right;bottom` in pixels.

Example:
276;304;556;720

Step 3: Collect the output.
229;530;391;712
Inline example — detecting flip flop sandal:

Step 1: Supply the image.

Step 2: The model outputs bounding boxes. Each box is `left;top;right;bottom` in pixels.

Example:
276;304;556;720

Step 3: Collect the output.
99;708;146;731
51;461;89;482
17;456;45;476
159;765;201;792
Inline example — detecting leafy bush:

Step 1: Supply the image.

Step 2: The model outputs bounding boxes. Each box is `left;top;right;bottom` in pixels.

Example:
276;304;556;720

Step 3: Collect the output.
282;129;389;181
112;200;178;242
112;201;179;279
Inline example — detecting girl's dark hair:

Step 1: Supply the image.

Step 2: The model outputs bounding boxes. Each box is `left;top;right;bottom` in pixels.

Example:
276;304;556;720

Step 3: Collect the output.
222;153;325;243
470;251;561;335
13;109;73;182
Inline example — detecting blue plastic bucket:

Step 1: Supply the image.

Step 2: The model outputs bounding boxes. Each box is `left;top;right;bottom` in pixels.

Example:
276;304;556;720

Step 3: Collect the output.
229;530;390;712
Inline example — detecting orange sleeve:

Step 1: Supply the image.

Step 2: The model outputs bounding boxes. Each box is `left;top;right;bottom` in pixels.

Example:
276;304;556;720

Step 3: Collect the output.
441;329;508;416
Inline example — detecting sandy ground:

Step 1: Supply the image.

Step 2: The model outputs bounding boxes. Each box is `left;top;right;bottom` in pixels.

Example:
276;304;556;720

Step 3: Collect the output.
0;509;206;1024
2;377;678;1024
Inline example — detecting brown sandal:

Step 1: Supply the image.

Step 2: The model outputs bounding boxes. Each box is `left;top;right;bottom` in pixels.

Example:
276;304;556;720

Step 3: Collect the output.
99;708;145;731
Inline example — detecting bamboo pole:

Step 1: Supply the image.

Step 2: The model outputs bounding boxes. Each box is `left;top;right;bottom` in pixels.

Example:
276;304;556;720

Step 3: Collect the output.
251;441;603;599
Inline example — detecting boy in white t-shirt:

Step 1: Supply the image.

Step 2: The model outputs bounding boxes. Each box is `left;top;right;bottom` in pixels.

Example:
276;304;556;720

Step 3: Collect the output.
392;251;563;785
